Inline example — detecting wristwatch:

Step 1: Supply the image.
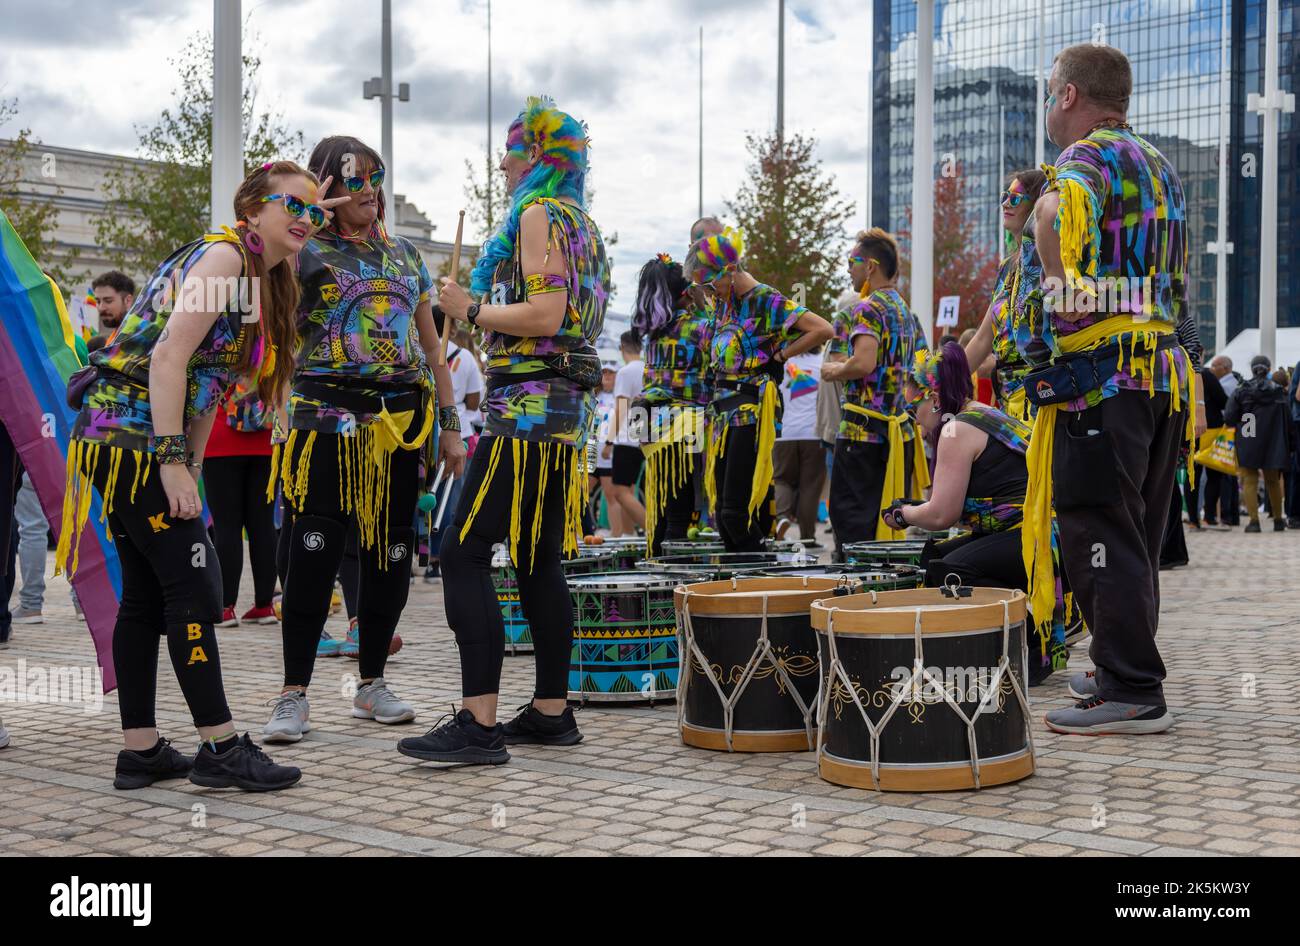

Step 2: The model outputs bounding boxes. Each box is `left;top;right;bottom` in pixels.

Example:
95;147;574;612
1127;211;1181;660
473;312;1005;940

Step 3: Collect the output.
466;303;481;325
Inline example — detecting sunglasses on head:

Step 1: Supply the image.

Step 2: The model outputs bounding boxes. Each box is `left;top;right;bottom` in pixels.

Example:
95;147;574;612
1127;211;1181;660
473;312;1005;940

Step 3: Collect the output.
343;168;385;193
261;193;327;228
1001;190;1029;208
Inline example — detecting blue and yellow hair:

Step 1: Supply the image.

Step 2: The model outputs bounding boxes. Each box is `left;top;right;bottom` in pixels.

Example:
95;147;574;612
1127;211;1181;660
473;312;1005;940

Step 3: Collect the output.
689;226;745;284
470;96;590;295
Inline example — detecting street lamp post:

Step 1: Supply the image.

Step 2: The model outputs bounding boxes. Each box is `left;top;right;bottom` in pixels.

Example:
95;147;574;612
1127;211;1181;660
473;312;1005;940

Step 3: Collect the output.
211;0;241;230
363;0;410;208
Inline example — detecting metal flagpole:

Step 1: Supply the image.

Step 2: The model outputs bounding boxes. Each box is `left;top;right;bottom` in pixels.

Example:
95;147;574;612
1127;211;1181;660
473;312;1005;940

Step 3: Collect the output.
912;0;935;340
211;0;241;230
699;25;704;220
1250;0;1294;365
1034;0;1045;167
1208;0;1232;354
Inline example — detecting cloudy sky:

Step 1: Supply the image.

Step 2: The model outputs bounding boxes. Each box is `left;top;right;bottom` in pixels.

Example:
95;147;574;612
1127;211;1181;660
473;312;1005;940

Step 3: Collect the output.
0;0;889;310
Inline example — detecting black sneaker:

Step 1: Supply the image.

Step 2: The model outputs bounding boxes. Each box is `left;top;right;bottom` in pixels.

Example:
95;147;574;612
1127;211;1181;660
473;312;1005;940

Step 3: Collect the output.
1245;521;1261;533
1274;519;1287;532
189;733;301;792
397;708;508;765
113;738;192;790
502;703;583;746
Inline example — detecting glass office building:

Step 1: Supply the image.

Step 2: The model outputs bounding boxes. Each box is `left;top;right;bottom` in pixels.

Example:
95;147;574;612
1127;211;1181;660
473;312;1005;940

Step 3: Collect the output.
872;0;1297;350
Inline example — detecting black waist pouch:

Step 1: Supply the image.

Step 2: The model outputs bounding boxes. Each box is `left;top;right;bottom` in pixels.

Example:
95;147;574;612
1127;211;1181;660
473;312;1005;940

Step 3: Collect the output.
66;365;99;411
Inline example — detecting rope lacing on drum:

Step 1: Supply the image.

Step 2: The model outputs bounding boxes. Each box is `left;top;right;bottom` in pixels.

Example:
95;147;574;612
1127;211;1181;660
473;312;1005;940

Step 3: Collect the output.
817;589;1030;791
679;583;816;752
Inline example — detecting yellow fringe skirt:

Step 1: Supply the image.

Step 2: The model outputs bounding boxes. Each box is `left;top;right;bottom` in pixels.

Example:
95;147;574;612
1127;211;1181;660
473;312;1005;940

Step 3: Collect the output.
640;405;703;556
55;441;152;578
458;436;588;572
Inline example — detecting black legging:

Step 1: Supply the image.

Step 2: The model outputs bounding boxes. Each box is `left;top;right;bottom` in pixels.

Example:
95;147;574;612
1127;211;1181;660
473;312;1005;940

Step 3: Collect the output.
276;419;420;687
441;436;573;699
91;452;230;730
205;454;277;609
921;529;1025;591
650;449;699;556
713;424;767;553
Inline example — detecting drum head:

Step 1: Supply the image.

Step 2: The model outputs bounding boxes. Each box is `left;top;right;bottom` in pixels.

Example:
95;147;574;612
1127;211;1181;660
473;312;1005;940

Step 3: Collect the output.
568;570;680;591
640;551;811;574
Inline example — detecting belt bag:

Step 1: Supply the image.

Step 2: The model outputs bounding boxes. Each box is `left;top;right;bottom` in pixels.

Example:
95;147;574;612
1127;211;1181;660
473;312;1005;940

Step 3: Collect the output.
487;351;601;392
293;380;421;417
1022;333;1177;407
66;365;99;411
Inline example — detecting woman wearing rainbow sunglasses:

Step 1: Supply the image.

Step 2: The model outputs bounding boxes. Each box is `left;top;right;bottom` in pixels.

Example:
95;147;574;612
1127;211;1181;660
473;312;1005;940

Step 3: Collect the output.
962;168;1047;423
690;227;833;553
57;160;341;791
264;136;465;744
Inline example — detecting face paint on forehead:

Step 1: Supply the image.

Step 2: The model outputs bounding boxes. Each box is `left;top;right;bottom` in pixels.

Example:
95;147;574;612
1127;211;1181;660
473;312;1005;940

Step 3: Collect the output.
505;120;527;154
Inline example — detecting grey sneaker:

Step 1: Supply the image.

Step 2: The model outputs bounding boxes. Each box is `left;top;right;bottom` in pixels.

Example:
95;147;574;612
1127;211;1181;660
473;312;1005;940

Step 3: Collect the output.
12;608;43;624
262;690;311;743
1045;697;1172;735
0;720;9;749
353;678;416;725
1067;670;1098;700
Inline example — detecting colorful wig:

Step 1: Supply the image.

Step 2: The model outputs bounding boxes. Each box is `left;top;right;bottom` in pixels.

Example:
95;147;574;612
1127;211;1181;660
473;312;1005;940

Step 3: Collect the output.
471;96;590;295
632;255;689;341
690;226;745;284
910;342;974;454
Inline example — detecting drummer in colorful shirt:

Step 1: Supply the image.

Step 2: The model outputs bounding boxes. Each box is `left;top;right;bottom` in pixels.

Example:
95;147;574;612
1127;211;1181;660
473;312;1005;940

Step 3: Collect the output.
962;169;1046;423
821;228;930;557
264;135;466;744
1018;44;1203;736
398;96;610;764
690;226;833;553
632;252;714;555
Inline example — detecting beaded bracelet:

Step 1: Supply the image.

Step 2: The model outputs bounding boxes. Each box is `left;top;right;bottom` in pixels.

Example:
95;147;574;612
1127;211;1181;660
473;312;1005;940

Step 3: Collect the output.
153;434;189;464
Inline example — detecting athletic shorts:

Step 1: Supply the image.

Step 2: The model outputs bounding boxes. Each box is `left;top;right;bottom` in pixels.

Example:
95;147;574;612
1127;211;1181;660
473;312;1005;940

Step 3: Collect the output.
612;444;644;487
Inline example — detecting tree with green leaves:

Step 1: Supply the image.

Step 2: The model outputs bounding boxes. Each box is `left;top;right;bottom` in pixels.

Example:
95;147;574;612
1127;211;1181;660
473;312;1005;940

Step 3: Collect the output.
726;131;855;318
94;31;305;272
0;98;83;291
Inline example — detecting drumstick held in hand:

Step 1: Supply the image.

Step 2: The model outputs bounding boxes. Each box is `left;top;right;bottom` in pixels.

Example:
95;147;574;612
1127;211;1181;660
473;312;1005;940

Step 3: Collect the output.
438;210;466;366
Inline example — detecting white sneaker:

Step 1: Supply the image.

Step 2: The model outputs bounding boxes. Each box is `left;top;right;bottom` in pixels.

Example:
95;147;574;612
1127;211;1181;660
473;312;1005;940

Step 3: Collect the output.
0;721;10;749
262;690;311;743
12;608;43;624
353;678;416;724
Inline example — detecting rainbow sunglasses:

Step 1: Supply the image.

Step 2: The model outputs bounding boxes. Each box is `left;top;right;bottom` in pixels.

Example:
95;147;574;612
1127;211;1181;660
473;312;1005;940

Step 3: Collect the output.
261;193;327;228
343;168;385;193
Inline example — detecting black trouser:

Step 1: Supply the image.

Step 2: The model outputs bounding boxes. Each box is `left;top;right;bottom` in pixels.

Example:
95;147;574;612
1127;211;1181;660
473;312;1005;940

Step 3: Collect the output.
1202;468;1239;525
441;436;572;699
1160;470;1188;567
92;453;230;730
713;424;768;553
921;529;1026;591
1053;390;1183;706
650;450;699;556
829;437;914;556
205;454;278;609
1181;464;1201;526
276;422;420;687
0;424;18;642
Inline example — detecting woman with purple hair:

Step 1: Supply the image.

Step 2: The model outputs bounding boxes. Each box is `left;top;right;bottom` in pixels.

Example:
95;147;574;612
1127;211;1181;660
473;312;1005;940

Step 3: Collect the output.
882;342;1071;685
632;253;714;555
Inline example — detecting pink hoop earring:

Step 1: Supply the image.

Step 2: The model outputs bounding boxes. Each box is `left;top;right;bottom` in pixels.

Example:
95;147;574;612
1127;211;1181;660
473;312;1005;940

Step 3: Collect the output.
245;230;264;255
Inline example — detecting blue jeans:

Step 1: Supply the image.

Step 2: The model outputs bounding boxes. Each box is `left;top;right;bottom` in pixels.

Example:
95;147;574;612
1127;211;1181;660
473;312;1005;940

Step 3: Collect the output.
15;474;46;611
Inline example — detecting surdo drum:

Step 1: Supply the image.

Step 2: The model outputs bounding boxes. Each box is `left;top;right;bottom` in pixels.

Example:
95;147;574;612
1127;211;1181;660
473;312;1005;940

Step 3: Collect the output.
675;576;854;752
810;585;1035;791
567;572;680;702
494;547;619;655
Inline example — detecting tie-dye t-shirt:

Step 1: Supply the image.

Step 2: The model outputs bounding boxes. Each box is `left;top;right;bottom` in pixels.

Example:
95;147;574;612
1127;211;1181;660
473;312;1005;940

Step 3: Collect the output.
289;227;435;432
482;199;610;445
640;293;714;407
1016;127;1190;411
835;288;926;443
709;282;806;428
988;253;1032;404
220;378;270;432
73;234;255;453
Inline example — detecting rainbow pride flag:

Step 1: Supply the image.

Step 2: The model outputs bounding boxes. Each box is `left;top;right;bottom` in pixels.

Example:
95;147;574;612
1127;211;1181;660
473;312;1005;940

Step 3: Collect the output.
0;209;121;690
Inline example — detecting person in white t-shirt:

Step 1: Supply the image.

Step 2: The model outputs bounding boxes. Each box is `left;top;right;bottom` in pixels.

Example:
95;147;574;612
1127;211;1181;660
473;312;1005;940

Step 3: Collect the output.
773;345;827;542
603;331;646;535
590;365;622;535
